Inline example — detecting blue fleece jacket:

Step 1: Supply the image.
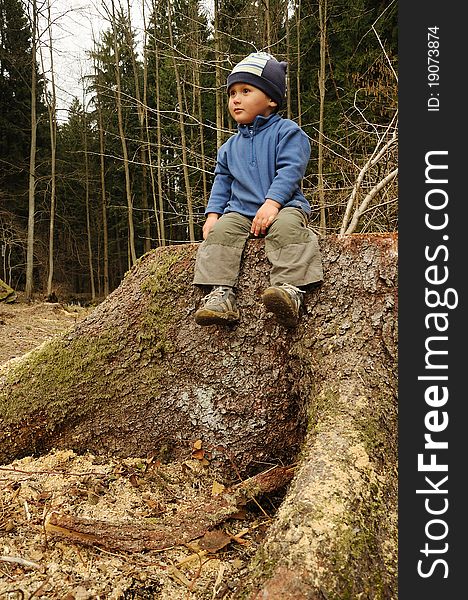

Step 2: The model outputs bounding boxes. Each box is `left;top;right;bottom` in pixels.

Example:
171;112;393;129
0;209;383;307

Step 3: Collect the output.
205;113;312;218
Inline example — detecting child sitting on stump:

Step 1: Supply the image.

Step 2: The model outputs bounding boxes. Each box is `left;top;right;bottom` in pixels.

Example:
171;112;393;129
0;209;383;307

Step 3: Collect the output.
193;51;323;328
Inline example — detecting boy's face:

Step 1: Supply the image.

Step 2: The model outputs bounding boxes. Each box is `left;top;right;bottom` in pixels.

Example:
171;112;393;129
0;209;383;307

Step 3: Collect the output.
228;82;277;125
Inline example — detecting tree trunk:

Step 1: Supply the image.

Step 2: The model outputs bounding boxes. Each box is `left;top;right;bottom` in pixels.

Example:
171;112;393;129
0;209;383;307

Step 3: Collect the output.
96;70;110;298
214;0;225;149
317;0;327;237
151;27;165;246
286;7;292;119
45;0;57;298
0;234;397;597
295;0;302;128
125;0;151;254
110;0;137;266
82;106;96;301
25;0;37;300
167;0;195;242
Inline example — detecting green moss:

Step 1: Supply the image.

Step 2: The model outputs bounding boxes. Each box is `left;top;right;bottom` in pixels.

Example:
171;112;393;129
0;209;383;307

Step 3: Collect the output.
323;484;397;599
138;249;190;359
235;547;279;600
1;330;123;422
0;248;196;434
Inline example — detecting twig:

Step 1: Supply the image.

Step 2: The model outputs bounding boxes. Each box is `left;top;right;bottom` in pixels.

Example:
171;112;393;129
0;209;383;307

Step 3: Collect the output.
0;566;14;580
212;563;226;600
0;466;107;478
0;590;25;599
0;555;44;571
31;579;50;597
23;500;31;521
186;555;216;599
344;168;398;234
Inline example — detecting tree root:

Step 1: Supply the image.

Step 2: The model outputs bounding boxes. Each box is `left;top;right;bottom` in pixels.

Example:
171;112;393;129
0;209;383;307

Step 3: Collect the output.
45;465;295;553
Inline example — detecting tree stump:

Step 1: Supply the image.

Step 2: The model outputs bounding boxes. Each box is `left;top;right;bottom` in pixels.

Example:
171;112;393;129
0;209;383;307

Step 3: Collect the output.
0;233;398;599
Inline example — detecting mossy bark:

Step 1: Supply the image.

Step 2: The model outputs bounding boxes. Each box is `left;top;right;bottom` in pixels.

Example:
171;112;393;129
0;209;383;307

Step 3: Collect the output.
239;234;398;600
0;234;397;598
0;278;17;303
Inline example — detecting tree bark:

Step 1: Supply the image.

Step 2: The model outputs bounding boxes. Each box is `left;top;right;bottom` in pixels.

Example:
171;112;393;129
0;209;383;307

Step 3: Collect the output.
110;0;137;266
317;0;327;236
0;278;17;303
45;0;57;298
44;465;294;553
167;0;195;242
25;0;38;300
0;233;397;598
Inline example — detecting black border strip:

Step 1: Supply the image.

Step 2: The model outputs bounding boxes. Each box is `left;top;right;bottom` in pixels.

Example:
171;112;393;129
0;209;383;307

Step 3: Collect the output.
399;3;466;597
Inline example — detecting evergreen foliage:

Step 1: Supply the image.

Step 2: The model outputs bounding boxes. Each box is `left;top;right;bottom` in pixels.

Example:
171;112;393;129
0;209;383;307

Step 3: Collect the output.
0;0;48;289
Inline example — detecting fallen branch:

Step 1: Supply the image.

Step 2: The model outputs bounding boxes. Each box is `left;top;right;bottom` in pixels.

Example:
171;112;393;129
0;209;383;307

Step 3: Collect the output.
0;555;44;571
45;465;295;553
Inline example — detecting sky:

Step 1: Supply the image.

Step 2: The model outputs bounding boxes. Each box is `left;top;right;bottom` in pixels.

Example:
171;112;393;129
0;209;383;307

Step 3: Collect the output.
43;0;214;121
42;0;145;119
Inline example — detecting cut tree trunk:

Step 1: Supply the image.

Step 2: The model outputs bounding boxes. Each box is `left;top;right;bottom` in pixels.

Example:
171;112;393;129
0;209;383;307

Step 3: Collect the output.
0;233;398;599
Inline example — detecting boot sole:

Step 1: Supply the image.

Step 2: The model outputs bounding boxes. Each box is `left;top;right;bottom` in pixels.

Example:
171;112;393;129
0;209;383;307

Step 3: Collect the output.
195;308;240;326
262;288;299;328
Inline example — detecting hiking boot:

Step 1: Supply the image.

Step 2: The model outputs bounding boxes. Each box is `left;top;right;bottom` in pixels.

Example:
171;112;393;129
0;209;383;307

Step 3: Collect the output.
195;286;240;326
261;283;305;328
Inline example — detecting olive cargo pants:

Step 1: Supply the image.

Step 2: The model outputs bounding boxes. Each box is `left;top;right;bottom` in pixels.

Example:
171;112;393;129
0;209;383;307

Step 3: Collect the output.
193;208;323;288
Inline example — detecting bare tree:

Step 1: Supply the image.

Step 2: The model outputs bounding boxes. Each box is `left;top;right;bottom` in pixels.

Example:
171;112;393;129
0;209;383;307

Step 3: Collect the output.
151;36;165;245
93;49;110;298
213;0;225;149
166;0;195;241
340;111;398;235
41;0;58;298
82;89;96;301
285;3;292;119
190;1;208;207
25;0;38;299
317;0;327;236
108;0;137;265
295;0;302;128
124;0;151;254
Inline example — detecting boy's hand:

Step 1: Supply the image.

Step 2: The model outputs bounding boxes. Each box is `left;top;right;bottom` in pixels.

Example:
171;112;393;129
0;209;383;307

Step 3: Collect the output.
202;213;220;239
251;199;281;236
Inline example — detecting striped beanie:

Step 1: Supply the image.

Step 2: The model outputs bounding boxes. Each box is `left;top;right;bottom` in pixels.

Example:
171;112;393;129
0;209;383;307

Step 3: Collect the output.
227;52;287;109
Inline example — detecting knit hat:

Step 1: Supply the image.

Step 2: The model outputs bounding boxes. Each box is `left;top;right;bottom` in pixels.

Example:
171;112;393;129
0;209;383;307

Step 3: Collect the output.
227;52;287;109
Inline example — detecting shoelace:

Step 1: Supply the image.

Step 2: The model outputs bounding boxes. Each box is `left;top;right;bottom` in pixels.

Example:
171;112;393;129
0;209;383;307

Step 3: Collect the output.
202;286;231;303
279;283;305;296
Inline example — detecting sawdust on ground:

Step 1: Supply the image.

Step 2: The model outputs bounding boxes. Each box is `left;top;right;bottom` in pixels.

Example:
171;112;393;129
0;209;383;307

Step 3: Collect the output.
0;299;90;366
0;300;274;599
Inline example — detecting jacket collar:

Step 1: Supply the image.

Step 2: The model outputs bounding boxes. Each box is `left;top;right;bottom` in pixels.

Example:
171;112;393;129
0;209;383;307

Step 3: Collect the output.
237;112;280;137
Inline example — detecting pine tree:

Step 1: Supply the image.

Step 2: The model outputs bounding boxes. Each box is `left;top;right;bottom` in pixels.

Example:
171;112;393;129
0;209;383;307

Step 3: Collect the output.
0;0;48;291
0;0;34;203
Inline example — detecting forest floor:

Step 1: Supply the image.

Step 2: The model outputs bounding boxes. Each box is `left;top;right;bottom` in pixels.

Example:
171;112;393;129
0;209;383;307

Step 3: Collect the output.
0;298;91;366
0;299;277;599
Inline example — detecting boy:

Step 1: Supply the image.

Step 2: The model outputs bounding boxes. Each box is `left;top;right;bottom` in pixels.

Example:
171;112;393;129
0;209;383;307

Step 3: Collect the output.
193;51;323;328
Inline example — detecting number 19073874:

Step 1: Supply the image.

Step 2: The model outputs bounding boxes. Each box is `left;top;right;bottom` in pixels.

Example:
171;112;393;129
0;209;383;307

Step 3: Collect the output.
427;26;440;112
